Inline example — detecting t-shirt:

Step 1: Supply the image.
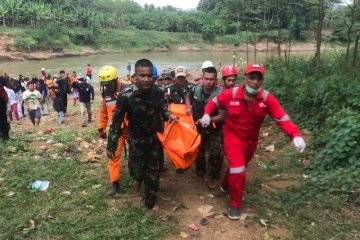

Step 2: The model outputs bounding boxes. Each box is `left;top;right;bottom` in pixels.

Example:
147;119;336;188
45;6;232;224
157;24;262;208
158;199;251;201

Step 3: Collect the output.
5;87;17;105
23;90;42;110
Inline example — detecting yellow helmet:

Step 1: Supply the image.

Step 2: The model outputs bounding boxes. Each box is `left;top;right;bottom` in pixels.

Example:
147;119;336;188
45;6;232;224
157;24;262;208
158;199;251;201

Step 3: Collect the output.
98;65;118;83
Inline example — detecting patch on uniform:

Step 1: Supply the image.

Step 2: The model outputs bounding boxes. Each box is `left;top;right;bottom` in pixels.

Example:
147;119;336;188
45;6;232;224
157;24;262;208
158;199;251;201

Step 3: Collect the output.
259;102;267;108
105;96;112;101
230;101;240;106
252;63;261;68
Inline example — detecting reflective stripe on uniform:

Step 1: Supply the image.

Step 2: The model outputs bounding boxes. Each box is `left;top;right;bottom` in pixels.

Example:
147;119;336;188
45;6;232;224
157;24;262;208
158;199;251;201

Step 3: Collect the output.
229;166;246;174
262;90;269;101
105;100;116;106
232;87;239;98
212;97;219;108
274;114;290;122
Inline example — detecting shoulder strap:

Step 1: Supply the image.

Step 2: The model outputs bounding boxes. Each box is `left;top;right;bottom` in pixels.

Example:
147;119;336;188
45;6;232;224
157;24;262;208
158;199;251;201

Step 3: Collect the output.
206;86;223;104
232;86;239;98
193;85;203;101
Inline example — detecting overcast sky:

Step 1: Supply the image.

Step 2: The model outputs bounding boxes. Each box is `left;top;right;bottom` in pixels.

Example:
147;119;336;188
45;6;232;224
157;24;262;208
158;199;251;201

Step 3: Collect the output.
133;0;200;10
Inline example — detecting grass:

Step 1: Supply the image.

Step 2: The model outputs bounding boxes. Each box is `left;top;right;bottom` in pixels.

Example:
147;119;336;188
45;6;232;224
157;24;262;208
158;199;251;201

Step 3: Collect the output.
0;124;176;239
214;31;257;46
8;25;207;52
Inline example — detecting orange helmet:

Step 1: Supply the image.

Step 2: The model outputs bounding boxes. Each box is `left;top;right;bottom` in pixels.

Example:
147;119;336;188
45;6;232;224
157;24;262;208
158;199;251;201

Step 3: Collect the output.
222;65;238;79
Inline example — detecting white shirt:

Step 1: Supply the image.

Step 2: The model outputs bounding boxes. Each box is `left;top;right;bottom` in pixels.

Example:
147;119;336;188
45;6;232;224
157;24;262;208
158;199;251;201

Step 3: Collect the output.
85;76;91;85
23;89;42;110
4;87;16;105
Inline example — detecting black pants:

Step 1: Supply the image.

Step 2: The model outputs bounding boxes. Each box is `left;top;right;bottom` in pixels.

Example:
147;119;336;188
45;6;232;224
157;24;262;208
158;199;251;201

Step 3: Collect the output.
0;100;10;140
59;94;68;113
0;123;10;140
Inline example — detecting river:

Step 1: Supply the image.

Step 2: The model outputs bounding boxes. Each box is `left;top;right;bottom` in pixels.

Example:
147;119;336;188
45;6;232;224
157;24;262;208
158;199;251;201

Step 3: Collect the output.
0;51;314;80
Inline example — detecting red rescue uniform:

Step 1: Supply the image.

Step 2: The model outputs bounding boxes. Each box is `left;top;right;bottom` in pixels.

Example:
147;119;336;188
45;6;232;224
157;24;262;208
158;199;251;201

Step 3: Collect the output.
204;84;302;208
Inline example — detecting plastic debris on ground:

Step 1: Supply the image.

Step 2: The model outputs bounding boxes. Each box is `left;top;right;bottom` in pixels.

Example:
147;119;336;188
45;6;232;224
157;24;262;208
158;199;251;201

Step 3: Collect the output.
265;145;275;152
197;204;214;217
43;129;55;134
200;218;208;225
188;223;200;231
31;180;50;192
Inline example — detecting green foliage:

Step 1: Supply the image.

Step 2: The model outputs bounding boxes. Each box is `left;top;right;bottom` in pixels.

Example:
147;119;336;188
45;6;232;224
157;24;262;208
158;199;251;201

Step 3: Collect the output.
266;56;360;202
13;24;207;52
319;109;360;169
15;22;74;50
0;0;347;43
306;108;360;200
214;32;248;45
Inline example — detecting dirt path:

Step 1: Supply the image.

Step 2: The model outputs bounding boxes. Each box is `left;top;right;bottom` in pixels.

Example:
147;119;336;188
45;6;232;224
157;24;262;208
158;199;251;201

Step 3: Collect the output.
154;152;292;240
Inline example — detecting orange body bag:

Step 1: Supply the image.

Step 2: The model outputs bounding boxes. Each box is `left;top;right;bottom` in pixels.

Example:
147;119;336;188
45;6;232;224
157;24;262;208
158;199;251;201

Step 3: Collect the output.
157;104;201;169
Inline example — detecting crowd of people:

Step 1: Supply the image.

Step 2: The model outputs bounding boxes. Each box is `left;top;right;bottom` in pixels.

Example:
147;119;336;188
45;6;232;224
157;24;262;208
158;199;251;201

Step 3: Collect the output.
0;65;94;136
0;59;306;220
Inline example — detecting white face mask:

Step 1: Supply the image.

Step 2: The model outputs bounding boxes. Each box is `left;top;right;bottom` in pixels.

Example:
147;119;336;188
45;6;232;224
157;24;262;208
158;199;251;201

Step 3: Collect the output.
245;84;261;95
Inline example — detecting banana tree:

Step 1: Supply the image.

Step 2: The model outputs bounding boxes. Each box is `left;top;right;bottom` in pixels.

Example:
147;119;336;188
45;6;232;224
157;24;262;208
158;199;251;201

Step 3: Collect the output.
3;0;24;26
0;5;9;27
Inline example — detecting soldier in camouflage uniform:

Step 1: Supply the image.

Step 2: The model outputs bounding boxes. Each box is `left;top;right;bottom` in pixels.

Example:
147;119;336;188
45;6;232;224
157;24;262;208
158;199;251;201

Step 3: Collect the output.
106;59;178;209
164;66;195;104
185;67;225;189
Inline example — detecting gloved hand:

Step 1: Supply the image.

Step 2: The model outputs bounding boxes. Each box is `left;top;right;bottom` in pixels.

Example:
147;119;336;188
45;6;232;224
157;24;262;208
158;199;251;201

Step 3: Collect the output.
98;129;107;139
201;114;211;128
293;137;306;153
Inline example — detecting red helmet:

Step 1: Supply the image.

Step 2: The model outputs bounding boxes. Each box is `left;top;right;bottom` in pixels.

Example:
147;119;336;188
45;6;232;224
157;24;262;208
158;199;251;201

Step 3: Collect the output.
222;65;238;78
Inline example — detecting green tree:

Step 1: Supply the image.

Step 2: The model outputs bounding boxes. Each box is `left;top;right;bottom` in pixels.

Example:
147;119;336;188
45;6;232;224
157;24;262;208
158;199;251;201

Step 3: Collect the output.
197;0;216;12
343;0;360;60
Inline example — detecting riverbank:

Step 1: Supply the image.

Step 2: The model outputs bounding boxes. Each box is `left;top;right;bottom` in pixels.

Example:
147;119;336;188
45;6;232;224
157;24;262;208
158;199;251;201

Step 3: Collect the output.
0;27;343;62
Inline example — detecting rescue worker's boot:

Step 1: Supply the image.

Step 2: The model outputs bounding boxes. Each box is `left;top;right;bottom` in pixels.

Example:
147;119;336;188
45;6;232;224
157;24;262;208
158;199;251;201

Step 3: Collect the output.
108;180;120;196
228;205;241;220
88;113;92;123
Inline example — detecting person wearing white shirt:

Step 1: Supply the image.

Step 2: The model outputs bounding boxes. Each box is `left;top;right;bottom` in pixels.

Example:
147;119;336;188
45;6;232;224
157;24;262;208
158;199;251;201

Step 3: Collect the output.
5;86;19;121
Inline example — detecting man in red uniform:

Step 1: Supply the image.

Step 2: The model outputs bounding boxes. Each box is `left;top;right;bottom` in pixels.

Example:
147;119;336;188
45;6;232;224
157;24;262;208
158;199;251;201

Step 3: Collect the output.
201;63;306;219
221;65;238;90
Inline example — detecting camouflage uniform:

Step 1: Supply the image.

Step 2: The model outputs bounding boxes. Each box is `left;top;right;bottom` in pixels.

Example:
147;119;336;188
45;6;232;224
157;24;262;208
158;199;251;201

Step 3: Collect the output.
165;81;195;104
107;84;171;208
188;84;223;179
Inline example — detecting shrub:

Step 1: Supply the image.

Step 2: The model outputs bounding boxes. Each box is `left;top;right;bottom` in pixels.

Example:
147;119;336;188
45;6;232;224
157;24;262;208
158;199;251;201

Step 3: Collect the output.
266;56;360;202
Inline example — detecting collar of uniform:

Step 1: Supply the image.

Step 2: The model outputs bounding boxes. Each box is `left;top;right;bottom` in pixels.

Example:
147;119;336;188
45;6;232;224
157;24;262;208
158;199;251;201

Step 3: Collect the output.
175;81;190;90
202;84;221;94
235;84;265;100
132;84;158;96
